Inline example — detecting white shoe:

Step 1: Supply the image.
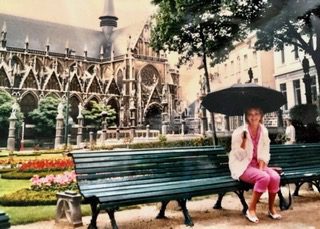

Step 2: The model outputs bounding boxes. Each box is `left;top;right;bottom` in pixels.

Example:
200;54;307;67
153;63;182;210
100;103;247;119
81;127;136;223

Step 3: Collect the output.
246;210;259;223
268;211;282;220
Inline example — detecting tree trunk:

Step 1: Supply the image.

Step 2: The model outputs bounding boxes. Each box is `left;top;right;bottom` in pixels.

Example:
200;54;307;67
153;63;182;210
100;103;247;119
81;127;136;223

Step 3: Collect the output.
199;26;218;145
310;53;320;97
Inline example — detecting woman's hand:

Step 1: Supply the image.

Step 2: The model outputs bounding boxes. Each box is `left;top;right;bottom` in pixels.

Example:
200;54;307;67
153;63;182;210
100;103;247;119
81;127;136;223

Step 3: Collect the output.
259;160;266;170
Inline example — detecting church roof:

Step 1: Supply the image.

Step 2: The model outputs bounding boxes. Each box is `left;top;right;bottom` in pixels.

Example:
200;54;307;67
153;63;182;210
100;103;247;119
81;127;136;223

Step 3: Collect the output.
0;13;105;59
0;13;146;59
107;21;145;57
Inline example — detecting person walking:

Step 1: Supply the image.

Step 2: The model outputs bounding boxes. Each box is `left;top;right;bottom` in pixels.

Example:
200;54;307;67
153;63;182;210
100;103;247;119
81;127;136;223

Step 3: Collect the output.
229;107;281;223
285;118;296;144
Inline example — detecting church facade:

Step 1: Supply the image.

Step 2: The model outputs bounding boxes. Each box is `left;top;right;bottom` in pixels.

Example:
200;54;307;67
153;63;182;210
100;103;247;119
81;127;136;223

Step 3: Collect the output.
0;0;181;133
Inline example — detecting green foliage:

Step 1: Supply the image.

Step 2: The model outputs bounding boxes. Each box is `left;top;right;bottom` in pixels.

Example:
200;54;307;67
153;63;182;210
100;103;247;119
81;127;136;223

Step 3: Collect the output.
158;134;167;146
290;104;318;125
0;189;57;206
251;1;320;88
1;170;65;180
82;101;117;129
0;90;24;138
28;96;60;138
289;104;320;142
151;0;260;66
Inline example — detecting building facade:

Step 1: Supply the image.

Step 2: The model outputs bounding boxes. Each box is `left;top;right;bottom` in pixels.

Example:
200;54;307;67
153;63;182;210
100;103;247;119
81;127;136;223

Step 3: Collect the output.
0;0;181;134
206;33;276;131
274;40;319;117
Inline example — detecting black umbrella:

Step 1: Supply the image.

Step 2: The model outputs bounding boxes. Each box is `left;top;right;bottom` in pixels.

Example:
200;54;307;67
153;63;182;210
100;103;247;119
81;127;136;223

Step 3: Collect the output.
201;83;286;116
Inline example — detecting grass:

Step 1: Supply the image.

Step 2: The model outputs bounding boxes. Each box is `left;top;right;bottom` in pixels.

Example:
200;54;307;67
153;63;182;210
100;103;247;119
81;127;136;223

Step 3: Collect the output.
0;178;30;196
0;205;91;225
0;178;91;225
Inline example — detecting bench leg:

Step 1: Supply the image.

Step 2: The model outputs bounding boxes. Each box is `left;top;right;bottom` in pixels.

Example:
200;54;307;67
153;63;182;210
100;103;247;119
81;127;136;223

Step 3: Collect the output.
293;182;303;196
234;190;248;215
278;188;292;210
314;180;320;192
107;209;118;229
213;193;225;209
88;201;100;229
177;199;194;227
156;201;170;219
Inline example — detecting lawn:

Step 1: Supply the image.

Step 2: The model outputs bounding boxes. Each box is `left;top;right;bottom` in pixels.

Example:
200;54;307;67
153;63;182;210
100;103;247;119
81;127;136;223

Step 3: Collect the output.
0;178;91;225
0;178;30;196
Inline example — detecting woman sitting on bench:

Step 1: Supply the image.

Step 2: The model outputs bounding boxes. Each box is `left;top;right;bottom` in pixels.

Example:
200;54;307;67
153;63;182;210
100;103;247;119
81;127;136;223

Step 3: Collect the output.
229;107;282;223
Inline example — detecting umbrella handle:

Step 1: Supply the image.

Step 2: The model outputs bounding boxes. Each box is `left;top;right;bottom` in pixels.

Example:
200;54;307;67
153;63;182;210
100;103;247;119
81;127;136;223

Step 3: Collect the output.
243;131;247;139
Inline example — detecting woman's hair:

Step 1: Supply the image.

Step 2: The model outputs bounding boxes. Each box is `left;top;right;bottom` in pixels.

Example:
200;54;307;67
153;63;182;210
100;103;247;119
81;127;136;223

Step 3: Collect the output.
245;107;264;123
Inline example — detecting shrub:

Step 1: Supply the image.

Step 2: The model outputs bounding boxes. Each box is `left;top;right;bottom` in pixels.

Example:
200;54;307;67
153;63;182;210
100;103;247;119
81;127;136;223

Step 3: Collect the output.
2;170;66;179
290;104;318;125
0;189;57;206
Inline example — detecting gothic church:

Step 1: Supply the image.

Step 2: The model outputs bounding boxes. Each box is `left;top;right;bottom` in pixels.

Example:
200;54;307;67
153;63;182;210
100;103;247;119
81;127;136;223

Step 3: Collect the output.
0;0;181;131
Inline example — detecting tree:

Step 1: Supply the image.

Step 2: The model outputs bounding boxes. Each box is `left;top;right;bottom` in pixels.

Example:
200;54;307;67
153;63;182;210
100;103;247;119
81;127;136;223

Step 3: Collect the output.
150;0;264;143
82;101;117;130
0;90;23;140
29;96;60;138
251;1;320;91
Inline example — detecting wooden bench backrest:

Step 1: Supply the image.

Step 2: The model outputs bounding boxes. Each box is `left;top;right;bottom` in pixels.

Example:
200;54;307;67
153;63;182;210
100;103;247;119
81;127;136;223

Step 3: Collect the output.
270;144;320;169
71;146;236;206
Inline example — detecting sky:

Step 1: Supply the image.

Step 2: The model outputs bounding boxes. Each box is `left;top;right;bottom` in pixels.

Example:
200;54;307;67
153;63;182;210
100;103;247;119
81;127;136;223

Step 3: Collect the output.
0;0;201;103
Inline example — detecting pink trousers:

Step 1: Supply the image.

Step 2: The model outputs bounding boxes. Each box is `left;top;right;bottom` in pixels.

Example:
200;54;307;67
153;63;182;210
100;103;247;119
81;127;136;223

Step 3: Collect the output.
240;166;280;193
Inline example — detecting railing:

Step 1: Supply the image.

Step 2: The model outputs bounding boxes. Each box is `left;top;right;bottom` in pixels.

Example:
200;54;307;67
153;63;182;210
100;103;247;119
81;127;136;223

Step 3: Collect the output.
96;126;160;144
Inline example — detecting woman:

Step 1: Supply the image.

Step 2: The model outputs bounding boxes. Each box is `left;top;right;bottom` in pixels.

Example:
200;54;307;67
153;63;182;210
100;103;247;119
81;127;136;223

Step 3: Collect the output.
284;118;296;144
229;107;281;223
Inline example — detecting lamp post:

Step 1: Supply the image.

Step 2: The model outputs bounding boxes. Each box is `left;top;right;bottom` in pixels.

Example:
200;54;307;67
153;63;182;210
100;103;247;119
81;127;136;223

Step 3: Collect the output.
64;49;75;148
64;69;70;147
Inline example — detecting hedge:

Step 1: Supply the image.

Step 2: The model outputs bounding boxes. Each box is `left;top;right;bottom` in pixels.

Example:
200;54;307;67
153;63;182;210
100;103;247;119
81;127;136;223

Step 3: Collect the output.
1;170;67;180
0;189;58;206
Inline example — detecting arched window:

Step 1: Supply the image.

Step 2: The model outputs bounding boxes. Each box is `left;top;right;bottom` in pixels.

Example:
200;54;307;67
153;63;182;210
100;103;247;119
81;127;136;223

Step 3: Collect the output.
69;96;80;122
140;65;160;87
116;69;124;92
106;98;120;126
45;72;60;90
88;78;101;94
20;93;38;124
0;67;10;87
70;76;82;92
22;71;38;89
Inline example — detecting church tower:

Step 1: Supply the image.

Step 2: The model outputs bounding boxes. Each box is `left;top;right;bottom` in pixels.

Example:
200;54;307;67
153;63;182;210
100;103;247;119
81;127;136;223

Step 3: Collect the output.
99;0;118;42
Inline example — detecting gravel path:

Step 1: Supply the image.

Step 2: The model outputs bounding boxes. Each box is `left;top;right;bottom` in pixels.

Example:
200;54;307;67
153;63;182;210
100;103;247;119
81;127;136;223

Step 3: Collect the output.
12;188;320;229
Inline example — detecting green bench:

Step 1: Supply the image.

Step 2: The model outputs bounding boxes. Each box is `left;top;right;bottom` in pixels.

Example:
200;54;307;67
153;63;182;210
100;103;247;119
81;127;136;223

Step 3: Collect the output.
71;146;249;228
269;143;320;201
216;143;320;211
0;211;10;229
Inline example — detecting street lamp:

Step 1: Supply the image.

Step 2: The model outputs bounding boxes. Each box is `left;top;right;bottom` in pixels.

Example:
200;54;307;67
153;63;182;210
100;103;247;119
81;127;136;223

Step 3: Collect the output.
64;69;71;147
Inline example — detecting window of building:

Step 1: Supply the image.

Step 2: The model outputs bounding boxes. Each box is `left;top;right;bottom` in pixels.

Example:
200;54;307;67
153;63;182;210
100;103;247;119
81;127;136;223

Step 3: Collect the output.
294;45;299;59
281;47;285;64
280;83;288;110
252;51;257;66
224;63;227;77
243;54;248;69
231;61;234;75
311;75;318;103
293;79;301;105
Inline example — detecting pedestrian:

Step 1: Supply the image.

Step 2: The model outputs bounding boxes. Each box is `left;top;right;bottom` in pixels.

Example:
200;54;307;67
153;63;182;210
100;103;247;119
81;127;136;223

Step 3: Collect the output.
228;107;281;223
284;118;296;144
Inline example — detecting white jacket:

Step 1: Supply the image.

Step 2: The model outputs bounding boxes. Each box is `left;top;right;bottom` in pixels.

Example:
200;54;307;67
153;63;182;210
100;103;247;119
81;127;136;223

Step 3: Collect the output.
228;124;271;180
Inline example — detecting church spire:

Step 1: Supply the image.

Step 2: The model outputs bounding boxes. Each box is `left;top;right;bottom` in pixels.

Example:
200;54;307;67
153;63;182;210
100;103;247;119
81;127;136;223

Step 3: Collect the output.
99;0;118;42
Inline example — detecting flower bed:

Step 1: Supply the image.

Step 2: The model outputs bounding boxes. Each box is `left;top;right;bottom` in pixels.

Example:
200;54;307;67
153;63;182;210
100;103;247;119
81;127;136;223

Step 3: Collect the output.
31;171;77;192
19;158;74;172
0;171;78;206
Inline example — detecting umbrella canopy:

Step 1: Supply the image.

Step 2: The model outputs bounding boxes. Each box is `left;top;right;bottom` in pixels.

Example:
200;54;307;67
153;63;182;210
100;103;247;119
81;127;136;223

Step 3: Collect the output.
201;83;286;116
